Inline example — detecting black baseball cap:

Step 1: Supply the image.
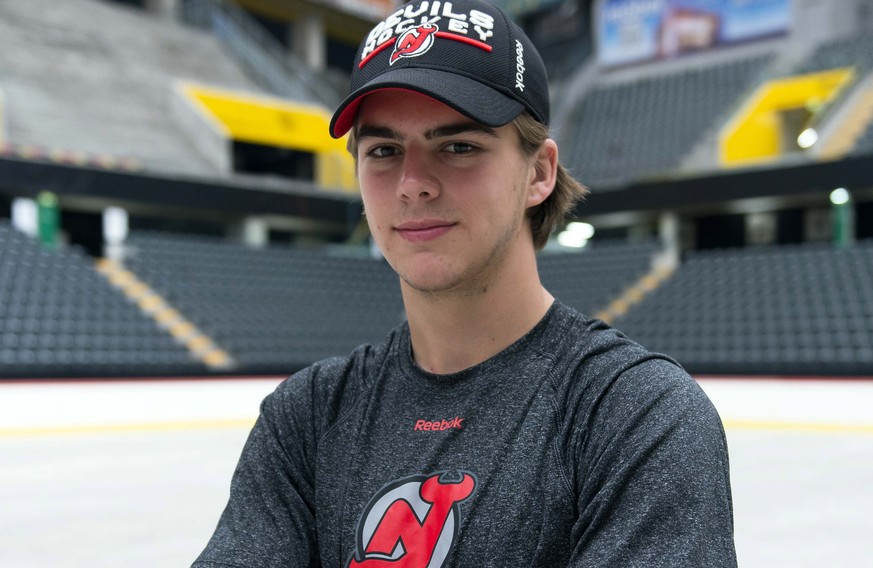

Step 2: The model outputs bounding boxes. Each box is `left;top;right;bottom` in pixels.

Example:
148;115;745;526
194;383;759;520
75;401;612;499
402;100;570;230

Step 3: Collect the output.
329;0;549;138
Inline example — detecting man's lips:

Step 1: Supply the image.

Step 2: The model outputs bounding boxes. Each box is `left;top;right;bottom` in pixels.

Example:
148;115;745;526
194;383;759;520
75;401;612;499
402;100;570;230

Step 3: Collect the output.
395;220;456;242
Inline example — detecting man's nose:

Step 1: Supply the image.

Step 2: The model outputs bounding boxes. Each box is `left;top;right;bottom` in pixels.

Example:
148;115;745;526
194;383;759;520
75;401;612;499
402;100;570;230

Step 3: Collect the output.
397;147;439;202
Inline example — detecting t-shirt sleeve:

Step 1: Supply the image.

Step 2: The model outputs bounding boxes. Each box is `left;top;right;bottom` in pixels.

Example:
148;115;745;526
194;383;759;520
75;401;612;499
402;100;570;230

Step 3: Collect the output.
567;358;737;567
191;371;321;568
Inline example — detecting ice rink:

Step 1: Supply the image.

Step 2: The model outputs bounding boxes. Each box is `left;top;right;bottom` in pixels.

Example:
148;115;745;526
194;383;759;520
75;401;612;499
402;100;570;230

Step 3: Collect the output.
1;376;871;567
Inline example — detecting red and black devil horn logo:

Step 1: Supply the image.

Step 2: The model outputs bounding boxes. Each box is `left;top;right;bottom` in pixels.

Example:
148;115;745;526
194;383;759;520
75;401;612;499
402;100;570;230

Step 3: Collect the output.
348;470;476;567
390;24;439;65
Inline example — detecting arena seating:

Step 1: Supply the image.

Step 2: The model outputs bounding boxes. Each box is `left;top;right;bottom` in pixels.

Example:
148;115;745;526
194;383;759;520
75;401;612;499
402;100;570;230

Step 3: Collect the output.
123;231;405;375
537;35;593;85
853;119;873;156
793;31;873;76
789;29;873;158
0;0;259;176
615;241;873;376
0;221;204;378
0;223;662;378
120;233;663;375
2;220;870;377
564;55;773;188
539;239;661;316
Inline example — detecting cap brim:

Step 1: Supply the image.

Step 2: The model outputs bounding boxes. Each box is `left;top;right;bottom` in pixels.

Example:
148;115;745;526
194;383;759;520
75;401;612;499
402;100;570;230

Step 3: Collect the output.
329;67;525;138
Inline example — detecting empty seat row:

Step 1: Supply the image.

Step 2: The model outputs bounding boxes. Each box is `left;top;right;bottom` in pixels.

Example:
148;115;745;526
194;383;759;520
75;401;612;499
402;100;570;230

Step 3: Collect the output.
565;55;773;188
124;229;405;375
3;220;871;377
616;240;873;376
539;239;660;315
0;220;206;378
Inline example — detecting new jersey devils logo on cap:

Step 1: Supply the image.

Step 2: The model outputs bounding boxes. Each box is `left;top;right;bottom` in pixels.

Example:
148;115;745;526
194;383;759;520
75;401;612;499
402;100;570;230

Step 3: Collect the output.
390;24;439;65
348;470;477;567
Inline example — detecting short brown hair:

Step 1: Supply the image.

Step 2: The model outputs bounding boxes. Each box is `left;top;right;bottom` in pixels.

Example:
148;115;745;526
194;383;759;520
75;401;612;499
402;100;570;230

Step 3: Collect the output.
512;112;588;250
346;112;588;250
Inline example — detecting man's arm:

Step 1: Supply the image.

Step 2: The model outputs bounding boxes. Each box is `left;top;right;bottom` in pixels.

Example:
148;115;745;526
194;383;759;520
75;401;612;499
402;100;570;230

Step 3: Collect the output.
192;374;321;568
568;358;737;567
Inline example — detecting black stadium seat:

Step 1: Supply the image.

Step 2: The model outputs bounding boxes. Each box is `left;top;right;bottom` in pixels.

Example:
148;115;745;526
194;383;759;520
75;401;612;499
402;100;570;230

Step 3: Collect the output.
0;220;205;377
616;241;873;376
124;230;405;375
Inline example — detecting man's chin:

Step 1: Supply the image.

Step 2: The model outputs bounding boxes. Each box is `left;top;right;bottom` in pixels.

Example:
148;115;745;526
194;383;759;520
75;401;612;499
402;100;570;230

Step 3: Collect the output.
397;264;466;295
398;269;495;299
400;274;461;296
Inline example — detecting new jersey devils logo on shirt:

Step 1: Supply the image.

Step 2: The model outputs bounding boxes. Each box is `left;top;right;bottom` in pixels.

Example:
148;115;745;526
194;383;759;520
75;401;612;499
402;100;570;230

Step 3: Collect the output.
390;24;438;65
348;470;477;567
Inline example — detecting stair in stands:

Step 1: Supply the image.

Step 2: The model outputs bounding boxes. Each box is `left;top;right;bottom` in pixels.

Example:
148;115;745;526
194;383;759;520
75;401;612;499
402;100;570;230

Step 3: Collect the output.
594;264;676;325
817;75;873;160
95;258;235;371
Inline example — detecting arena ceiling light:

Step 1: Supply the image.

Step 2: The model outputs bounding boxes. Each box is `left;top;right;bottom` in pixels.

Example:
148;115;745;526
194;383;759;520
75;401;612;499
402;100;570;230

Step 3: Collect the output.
830;187;850;205
557;222;595;248
797;127;818;149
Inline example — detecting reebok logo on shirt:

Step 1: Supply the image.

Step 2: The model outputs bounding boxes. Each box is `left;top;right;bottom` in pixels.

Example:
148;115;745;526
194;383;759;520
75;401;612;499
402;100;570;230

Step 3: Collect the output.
414;416;464;431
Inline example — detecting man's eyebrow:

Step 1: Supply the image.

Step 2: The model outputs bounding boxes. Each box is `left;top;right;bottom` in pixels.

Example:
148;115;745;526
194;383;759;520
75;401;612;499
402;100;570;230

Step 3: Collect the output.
355;122;498;142
356;125;401;142
426;122;498;140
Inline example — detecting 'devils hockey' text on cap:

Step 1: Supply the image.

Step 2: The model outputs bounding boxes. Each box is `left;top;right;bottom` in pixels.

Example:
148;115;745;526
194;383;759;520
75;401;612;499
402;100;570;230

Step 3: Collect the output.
329;0;549;138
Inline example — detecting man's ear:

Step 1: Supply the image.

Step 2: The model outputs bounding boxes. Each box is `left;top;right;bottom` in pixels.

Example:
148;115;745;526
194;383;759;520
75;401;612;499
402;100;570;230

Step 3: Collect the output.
526;138;558;209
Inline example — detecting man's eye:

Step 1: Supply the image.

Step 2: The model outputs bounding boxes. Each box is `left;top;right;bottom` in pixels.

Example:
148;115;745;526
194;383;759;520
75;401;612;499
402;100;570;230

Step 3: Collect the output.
445;142;475;155
365;145;398;159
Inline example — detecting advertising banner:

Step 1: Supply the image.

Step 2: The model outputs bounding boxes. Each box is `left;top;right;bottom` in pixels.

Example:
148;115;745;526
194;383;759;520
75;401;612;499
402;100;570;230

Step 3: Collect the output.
597;0;791;68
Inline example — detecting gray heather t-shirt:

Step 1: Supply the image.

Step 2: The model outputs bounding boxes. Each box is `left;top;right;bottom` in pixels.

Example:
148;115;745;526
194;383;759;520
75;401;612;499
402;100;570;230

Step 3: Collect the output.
193;301;736;567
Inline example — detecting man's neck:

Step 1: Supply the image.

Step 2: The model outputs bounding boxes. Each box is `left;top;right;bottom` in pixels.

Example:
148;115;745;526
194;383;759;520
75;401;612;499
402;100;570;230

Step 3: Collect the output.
401;253;554;375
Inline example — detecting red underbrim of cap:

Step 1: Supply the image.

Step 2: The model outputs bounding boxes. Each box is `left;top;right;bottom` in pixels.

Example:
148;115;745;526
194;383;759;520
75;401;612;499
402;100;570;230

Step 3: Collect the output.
329;67;525;139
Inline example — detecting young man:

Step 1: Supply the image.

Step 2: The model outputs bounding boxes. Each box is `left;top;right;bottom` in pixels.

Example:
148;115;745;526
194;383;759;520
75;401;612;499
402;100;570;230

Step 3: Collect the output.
193;0;736;566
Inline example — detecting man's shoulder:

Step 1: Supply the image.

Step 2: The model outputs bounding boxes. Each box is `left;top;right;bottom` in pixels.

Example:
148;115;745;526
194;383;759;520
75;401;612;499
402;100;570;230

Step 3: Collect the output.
547;305;723;469
284;326;401;389
546;302;674;368
544;301;693;398
266;326;404;426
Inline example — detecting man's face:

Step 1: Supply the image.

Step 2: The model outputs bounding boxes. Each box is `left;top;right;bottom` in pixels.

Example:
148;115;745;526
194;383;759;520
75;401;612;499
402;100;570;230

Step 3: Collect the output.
355;90;538;295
